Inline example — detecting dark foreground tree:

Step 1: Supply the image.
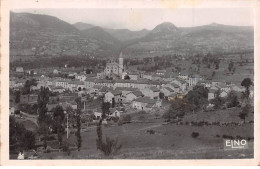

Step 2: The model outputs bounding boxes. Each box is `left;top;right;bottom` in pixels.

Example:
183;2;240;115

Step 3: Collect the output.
163;98;188;122
9;116;36;151
241;78;253;100
53;105;65;149
239;104;251;123
37;87;50;149
226;91;239;108
75;108;82;151
96;102;122;156
211;89;224;109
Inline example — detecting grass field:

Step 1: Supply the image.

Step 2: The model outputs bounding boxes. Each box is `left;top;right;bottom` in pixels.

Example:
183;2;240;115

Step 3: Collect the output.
16;107;253;160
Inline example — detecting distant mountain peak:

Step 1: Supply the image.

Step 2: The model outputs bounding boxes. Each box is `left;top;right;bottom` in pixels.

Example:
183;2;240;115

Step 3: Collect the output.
151;22;178;34
209;22;221;26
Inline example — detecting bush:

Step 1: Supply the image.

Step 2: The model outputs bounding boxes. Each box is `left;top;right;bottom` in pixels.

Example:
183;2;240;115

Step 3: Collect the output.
146;129;155;134
112;116;119;123
62;141;71;156
14;110;20;115
97;136;122;156
138;115;145;121
138;110;146;114
191;132;199;138
118;120;123;126
122;115;131;123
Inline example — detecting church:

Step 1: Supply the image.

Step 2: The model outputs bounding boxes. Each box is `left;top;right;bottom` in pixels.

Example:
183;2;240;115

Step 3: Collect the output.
97;52;125;79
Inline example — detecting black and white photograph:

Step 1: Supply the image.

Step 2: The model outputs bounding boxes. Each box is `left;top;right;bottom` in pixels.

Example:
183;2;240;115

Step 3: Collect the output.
3;0;258;164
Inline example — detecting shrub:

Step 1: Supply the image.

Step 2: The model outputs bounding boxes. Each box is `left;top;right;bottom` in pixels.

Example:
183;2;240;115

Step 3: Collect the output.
191;132;199;138
118;120;123;126
62;141;71;156
122;115;131;123
112;116;119;123
139;110;146;114
14;110;20;115
146;130;155;135
138;115;145;121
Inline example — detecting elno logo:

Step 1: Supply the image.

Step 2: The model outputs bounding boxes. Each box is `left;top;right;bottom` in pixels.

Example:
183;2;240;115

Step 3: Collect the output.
224;139;248;150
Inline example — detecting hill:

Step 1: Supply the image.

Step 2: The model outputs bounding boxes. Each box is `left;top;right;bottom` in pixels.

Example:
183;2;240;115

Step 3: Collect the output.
10;12;121;59
73;22;95;30
122;22;254;57
10;12;254;60
104;28;149;41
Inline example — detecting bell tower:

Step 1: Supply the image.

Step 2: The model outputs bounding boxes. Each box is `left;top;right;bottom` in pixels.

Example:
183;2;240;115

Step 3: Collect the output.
118;52;124;76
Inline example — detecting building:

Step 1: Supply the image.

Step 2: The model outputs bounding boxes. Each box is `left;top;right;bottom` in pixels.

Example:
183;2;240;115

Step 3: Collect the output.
103;52;124;77
172;78;187;92
208;88;218;100
125;90;144;103
141;86;160;99
188;75;202;87
16;67;24;73
132;97;162;111
160;87;175;98
104;90;122;104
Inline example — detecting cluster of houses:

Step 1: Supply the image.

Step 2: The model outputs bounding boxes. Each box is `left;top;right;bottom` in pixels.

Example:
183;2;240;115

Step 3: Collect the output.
10;53;253;116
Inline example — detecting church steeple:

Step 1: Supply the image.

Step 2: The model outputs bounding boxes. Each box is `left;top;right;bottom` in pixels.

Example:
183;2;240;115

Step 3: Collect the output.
118;52;124;76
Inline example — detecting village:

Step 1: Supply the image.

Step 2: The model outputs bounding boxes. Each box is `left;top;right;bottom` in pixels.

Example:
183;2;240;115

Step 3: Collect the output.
9;50;254;159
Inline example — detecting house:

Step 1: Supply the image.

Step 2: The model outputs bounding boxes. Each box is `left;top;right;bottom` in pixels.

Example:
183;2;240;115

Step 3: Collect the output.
156;70;166;76
16;67;24;73
178;74;189;80
53;69;60;74
160;87;175;98
19;94;38;104
208;88;218;100
104;90;122;104
125;90;144;102
109;108;122;118
128;73;139;80
217;83;231;93
50;86;66;93
231;85;245;92
75;73;87;81
94;112;102;119
132;97;162;111
172;78;187;92
220;90;228;98
164;82;180;93
188;75;201;87
142;74;152;80
141;86;160;99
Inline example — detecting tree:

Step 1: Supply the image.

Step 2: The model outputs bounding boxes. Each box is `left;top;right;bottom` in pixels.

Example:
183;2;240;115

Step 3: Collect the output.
75;97;82;109
37;87;50;149
228;61;234;72
226;91;239;108
159;92;165;99
239;104;251;123
96;102;122;156
101;102;110;117
211;89;224;109
111;98;115;108
186;85;208;110
9;116;36;151
241;78;253;100
75;108;82;151
124;75;130;80
21;130;36;150
22;79;37;94
53;105;65;149
163;98;188;122
14;91;21;104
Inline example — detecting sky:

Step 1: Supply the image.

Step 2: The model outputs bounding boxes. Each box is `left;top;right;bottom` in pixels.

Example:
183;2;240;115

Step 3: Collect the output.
12;8;254;31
